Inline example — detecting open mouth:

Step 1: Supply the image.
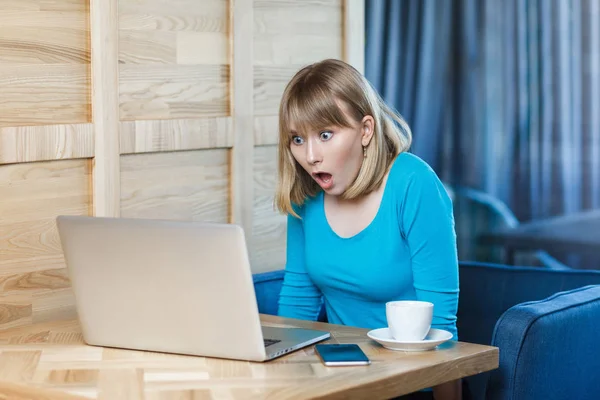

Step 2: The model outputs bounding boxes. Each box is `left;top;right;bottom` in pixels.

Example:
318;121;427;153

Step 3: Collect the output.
312;172;333;189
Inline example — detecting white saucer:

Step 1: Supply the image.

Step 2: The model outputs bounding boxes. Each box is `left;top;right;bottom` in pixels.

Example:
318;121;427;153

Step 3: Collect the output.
367;328;453;352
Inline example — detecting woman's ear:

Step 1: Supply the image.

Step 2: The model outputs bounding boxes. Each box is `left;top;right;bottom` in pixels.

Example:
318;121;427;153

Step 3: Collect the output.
361;115;375;147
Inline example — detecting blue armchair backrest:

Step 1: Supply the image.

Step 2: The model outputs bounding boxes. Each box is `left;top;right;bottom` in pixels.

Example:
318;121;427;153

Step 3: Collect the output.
457;261;600;347
487;284;600;400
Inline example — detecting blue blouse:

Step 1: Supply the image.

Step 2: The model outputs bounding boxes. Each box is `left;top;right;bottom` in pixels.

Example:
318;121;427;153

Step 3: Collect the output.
277;152;459;339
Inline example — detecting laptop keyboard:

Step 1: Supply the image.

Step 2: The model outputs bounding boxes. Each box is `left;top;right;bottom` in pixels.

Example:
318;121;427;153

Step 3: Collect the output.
264;338;281;347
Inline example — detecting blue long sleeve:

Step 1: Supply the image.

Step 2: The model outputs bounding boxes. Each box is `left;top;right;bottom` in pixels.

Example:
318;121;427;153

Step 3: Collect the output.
399;166;459;339
277;207;323;321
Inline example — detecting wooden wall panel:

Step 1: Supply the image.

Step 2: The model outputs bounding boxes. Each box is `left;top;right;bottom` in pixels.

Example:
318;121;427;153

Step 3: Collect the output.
120;118;233;154
0;124;93;165
118;0;230;121
0;160;91;330
0;1;91;128
120;150;229;223
250;0;345;271
0;0;364;330
253;146;287;272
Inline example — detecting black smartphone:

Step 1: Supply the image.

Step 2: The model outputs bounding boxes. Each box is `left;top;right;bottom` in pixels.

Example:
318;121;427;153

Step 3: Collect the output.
315;343;371;366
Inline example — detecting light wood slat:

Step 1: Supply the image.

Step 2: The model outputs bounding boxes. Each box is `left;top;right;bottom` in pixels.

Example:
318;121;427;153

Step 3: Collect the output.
120;118;234;154
343;0;365;74
254;0;342;66
0;1;40;12
40;0;88;12
0;270;70;295
0;381;90;400
119;1;226;39
120;15;226;33
177;32;228;65
32;288;77;324
0;316;499;399
0;123;93;165
254;65;298;116
118;30;177;64
0;26;89;64
254;116;278;146
119;0;227;18
0;159;91;271
0;65;90;128
0;159;90;330
230;0;255;241
120;150;229;223
252;146;286;273
119;64;230;120
118;31;228;66
0;11;86;30
91;0;121;218
0;297;32;331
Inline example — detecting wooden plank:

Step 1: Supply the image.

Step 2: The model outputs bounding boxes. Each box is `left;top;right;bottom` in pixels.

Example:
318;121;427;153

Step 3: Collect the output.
254;116;278;146
40;0;88;12
120;117;233;154
0;26;89;64
90;0;120;217
119;64;230;120
0;381;90;400
0;65;90;128
343;0;365;74
118;30;177;64
253;65;297;116
230;0;254;240
119;0;227;19
253;146;286;273
177;31;228;65
254;0;342;65
0;160;91;275
0;124;93;165
120;150;229;223
0;159;91;330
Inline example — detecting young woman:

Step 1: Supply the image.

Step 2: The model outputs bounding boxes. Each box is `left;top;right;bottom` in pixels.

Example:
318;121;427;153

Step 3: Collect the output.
275;59;461;400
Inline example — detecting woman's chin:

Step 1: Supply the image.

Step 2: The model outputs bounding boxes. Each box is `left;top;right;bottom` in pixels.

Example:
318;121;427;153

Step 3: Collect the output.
323;184;346;196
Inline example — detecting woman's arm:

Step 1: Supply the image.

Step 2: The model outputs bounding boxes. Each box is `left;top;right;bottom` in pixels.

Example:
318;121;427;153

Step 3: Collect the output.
400;168;459;339
399;164;461;399
277;209;323;321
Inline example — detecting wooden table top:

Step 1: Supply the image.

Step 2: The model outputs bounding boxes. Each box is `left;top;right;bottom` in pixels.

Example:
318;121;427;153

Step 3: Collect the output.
0;314;498;400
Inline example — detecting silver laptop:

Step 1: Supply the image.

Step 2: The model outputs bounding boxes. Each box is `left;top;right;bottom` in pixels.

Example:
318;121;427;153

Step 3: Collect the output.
56;215;330;362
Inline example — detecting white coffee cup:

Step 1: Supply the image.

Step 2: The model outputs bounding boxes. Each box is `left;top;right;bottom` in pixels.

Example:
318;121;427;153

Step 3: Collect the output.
386;300;433;341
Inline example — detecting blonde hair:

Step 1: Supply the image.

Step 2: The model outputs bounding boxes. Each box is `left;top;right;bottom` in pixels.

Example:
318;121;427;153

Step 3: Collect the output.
275;59;412;217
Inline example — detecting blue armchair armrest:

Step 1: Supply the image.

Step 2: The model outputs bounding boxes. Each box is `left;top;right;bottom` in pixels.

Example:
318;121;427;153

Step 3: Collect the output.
487;284;600;400
252;269;327;322
252;270;285;316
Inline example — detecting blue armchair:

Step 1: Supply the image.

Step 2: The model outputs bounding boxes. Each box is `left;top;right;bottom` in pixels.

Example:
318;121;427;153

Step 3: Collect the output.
458;262;600;399
486;284;600;400
253;261;600;400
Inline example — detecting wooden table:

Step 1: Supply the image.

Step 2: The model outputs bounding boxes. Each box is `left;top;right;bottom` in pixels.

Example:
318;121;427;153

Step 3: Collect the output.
479;208;600;265
0;314;498;400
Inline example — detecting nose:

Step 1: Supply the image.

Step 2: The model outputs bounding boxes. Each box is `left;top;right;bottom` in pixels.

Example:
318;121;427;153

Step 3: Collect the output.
306;138;322;165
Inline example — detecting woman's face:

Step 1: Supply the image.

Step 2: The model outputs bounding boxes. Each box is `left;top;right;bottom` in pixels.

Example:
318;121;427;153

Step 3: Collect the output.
289;107;374;196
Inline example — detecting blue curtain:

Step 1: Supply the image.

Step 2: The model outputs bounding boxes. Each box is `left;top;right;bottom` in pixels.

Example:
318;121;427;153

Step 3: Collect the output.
365;0;600;222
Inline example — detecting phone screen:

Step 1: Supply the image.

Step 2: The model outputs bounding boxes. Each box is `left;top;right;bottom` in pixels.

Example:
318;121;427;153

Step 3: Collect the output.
315;344;371;366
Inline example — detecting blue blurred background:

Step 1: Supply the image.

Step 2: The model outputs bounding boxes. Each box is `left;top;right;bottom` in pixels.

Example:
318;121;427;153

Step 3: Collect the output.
363;0;600;270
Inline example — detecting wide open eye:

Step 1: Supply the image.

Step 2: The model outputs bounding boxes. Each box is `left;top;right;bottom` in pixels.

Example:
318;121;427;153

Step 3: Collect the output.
291;135;304;145
320;131;333;141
